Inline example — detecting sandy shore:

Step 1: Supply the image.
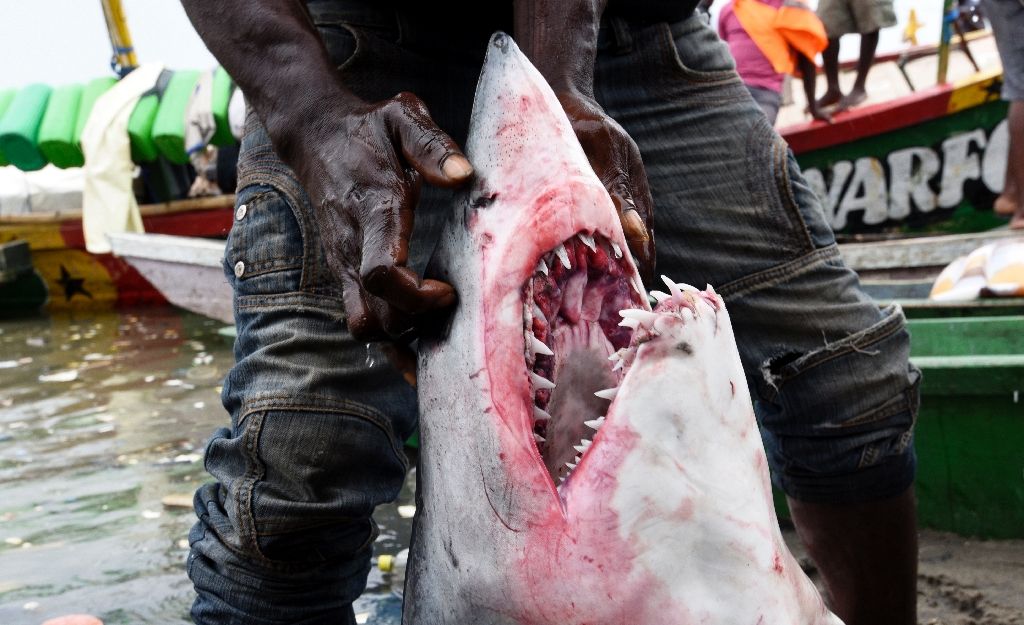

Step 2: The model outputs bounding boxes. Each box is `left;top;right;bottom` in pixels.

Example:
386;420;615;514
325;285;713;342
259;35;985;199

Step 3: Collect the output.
783;527;1024;624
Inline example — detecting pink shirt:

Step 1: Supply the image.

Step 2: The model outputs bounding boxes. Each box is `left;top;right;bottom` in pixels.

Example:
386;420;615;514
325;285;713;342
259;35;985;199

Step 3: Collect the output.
718;0;785;93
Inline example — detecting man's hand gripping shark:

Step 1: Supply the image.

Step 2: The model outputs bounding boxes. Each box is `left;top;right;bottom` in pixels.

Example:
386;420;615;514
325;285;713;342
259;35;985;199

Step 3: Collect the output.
410;33;844;625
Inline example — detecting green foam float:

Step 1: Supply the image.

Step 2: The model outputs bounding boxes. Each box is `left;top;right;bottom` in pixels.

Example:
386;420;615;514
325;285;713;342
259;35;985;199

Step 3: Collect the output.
152;70;200;165
38;84;84;168
0;84;53;171
210;66;236;147
74;76;118;150
0;89;17;166
128;93;160;163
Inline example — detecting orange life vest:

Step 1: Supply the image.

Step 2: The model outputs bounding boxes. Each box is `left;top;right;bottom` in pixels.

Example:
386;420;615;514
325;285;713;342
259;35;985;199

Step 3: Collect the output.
732;0;828;76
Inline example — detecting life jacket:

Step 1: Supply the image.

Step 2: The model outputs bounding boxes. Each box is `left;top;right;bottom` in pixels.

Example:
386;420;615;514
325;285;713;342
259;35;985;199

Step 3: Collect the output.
732;0;828;76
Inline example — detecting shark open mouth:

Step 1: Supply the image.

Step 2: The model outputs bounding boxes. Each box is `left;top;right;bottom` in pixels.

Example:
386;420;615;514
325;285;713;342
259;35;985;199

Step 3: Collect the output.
521;231;647;489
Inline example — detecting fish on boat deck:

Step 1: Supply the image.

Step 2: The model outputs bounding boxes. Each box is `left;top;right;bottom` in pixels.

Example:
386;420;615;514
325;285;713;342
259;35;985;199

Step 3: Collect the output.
409;32;844;625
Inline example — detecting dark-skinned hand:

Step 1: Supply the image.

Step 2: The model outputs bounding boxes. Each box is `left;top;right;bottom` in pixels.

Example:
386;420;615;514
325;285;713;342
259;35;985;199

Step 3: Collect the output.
295;92;473;345
557;90;656;283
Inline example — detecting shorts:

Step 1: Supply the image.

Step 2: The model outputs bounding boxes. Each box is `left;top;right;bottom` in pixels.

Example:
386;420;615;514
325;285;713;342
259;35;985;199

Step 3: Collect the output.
817;0;897;37
982;0;1024;101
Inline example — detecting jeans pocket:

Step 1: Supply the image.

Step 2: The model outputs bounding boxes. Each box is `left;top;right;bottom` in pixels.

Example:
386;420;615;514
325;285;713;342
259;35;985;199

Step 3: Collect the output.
746;115;837;256
225;185;305;298
663;17;739;84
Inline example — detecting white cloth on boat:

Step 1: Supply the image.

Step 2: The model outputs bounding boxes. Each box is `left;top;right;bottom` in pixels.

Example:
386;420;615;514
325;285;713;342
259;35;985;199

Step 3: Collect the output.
228;88;246;142
80;64;164;254
0;165;83;217
185;68;216;157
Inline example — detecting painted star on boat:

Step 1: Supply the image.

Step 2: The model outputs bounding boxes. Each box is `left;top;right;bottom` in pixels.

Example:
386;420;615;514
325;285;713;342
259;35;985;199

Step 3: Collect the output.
56;265;92;301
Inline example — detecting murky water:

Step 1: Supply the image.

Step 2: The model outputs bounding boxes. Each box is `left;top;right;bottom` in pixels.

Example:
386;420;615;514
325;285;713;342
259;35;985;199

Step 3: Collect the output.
0;310;411;625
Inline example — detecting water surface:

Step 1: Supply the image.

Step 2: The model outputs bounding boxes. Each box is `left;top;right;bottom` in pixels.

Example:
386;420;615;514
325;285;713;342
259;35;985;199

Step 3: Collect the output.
0;309;410;625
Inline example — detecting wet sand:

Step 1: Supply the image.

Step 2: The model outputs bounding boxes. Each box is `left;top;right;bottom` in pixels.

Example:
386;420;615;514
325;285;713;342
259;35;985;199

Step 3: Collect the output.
784;527;1024;624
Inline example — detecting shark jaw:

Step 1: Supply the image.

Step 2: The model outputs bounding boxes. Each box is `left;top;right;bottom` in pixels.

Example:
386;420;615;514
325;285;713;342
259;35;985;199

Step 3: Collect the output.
517;232;727;497
521;231;645;491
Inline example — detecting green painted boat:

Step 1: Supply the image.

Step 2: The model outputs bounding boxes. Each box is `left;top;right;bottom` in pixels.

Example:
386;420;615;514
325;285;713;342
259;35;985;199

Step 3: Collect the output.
779;34;1010;237
910;315;1024;539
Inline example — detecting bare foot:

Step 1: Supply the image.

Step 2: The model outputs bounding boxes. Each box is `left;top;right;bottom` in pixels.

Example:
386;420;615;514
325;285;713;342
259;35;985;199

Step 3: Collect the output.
836;88;868;112
1010;212;1024;229
994;193;1019;216
815;89;842;110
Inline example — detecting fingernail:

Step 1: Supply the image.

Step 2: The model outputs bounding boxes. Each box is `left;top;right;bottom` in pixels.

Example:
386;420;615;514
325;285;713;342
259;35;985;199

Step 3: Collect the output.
623;210;649;241
442;154;473;180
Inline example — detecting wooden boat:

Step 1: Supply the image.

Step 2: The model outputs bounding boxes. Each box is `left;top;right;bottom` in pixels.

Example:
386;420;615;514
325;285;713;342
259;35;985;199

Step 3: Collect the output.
907;313;1024;539
107;231;232;323
778;32;1009;238
0;195;233;316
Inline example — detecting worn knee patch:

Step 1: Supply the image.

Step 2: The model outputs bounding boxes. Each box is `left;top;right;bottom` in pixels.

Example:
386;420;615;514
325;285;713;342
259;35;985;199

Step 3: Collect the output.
202;401;407;568
755;305;921;503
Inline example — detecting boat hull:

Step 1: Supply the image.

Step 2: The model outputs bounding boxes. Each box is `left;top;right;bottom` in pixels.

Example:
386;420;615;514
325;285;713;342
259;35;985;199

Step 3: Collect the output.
782;70;1009;237
0;197;233;315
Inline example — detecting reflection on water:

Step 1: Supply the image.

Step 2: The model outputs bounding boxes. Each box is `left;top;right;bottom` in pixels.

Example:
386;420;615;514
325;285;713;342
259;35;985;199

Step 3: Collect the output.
0;310;411;625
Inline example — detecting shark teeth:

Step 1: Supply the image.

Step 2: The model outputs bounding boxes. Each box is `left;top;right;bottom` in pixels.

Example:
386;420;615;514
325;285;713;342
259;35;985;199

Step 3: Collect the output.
528;333;554;356
650;290;671;302
533;406;552;422
584;417;604;431
577;232;597;251
534;432;546;443
554;243;571;269
594;387;618;400
661;274;683;299
572;439;592;455
611;242;623;258
620;309;659;325
529;371;556;390
536;258;548;275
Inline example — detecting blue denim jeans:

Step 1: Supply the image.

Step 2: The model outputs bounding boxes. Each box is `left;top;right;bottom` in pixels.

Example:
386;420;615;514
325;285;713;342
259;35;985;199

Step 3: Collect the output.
188;6;920;624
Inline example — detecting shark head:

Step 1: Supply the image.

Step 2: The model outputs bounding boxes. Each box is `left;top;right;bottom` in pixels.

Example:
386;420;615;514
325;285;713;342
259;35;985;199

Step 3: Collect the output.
410;33;842;625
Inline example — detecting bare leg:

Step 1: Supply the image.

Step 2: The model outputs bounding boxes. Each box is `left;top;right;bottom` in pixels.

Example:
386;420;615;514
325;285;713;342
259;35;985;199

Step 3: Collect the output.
816;38;843;109
787;486;918;625
837;30;879;111
996;101;1024;227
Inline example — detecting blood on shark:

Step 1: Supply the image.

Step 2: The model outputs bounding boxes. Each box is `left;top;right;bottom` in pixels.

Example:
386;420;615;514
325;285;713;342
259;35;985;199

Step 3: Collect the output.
409;32;843;625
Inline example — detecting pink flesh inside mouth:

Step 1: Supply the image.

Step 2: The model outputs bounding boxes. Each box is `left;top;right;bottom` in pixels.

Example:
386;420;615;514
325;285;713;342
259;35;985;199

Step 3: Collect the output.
522;232;647;490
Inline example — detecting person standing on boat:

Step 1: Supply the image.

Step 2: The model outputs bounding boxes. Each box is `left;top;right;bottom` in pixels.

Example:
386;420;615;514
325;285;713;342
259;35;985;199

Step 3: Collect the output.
179;1;921;624
717;0;832;124
982;0;1024;229
815;0;897;111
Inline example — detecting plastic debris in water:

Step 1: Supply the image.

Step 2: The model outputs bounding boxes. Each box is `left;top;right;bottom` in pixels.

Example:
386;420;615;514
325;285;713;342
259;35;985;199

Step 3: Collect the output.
38;370;78;383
